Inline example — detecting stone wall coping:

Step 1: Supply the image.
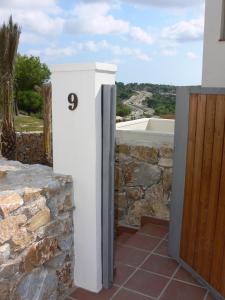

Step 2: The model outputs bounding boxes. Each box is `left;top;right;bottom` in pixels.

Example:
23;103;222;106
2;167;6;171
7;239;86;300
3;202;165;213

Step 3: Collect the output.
116;130;174;148
0;159;73;192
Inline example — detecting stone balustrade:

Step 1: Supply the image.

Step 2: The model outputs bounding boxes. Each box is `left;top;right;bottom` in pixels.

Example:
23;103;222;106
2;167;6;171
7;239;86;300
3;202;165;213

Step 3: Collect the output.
0;159;74;299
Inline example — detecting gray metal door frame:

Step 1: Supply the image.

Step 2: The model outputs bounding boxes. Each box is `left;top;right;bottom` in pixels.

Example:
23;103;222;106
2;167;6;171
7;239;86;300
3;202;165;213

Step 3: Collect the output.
101;84;116;289
169;86;225;300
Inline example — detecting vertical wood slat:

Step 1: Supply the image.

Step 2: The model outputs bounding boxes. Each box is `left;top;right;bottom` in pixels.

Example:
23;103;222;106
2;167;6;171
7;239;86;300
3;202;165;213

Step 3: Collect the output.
210;97;225;290
220;241;225;295
180;95;198;261
201;96;225;281
193;95;216;273
186;95;206;265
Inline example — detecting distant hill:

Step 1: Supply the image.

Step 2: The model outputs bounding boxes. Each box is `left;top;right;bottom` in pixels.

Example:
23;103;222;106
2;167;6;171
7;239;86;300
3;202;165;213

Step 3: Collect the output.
116;82;176;119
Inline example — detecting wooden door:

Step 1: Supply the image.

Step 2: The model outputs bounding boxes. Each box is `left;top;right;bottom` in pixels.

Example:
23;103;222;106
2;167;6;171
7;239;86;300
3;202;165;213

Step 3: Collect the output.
180;93;225;297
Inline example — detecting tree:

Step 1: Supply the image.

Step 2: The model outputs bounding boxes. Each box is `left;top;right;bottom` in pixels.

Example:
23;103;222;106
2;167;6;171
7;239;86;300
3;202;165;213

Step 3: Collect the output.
15;54;51;114
17;90;42;114
0;16;21;160
15;54;50;91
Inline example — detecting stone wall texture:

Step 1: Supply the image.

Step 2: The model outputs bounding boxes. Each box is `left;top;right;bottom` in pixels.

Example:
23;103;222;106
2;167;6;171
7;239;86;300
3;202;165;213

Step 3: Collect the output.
115;144;173;227
0;159;74;300
16;132;45;165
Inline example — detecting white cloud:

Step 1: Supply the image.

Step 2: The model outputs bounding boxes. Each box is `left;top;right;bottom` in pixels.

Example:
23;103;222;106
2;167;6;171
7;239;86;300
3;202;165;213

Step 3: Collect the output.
0;0;61;14
64;2;153;44
124;0;203;8
65;3;129;35
27;46;77;60
186;51;198;59
81;0;203;8
129;26;153;44
161;17;204;42
0;0;64;41
27;40;152;62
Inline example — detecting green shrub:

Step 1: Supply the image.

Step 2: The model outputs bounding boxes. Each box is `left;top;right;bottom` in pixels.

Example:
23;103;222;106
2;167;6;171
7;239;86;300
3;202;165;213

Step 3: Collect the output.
17;90;42;115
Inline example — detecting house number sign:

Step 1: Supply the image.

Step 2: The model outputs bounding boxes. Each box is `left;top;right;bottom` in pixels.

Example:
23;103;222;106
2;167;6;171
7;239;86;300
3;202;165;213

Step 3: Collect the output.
68;93;78;111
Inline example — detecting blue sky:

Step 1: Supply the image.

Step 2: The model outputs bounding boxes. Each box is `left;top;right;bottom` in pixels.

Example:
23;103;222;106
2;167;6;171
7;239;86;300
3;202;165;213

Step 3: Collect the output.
0;0;205;85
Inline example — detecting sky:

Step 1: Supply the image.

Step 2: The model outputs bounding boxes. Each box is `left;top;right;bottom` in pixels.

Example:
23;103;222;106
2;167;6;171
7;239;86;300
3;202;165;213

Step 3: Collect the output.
0;0;205;85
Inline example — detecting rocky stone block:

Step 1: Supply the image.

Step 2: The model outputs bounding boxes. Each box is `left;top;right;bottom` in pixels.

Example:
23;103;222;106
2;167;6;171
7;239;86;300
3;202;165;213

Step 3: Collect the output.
0;244;10;264
13;196;46;219
14;267;58;300
57;235;73;252
159;147;174;158
115;193;127;209
27;208;51;232
0;280;10;300
23;188;42;202
11;227;33;252
0;192;23;217
21;237;58;273
0;215;27;245
124;162;161;187
0;258;21;279
158;158;173;168
115;166;124;191
126;200;151;226
163;168;173;192
130;146;158;164
145;184;170;220
117;144;130;156
126;187;144;201
60;194;73;212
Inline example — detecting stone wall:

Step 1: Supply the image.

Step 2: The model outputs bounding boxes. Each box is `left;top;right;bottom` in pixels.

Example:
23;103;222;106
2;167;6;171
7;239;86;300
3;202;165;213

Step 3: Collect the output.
0;159;74;299
16;132;45;165
115;144;173;227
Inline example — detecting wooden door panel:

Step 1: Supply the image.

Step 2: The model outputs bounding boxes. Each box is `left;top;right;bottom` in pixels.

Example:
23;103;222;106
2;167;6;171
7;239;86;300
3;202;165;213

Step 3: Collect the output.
180;94;225;297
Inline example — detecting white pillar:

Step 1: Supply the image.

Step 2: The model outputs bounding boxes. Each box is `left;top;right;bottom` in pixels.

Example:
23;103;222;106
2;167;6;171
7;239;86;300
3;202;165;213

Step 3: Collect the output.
51;63;117;292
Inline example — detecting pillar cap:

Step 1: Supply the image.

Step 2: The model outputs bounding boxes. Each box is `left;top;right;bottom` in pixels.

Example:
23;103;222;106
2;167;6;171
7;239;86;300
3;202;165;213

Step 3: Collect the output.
50;62;117;73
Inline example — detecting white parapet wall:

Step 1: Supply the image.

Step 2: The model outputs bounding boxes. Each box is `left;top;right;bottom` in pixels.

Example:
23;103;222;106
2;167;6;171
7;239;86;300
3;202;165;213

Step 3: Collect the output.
116;118;175;147
202;0;225;87
51;63;117;293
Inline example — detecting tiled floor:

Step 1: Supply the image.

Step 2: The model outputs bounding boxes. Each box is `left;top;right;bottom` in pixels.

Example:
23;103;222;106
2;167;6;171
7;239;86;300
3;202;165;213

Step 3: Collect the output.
67;221;216;300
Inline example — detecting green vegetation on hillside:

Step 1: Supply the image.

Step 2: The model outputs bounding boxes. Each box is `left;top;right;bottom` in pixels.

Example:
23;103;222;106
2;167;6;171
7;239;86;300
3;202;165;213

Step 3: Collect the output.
116;82;176;117
145;93;176;116
116;82;134;117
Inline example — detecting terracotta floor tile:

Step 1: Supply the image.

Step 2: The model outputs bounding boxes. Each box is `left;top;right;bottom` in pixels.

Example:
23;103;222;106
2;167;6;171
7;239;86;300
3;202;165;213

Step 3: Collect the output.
205;292;217;300
113;288;153;300
154;240;170;257
122;233;161;251
114;264;135;285
160;280;207;300
117;232;134;245
70;286;118;300
141;254;178;277
174;267;201;286
115;245;149;267
125;269;169;298
139;223;168;238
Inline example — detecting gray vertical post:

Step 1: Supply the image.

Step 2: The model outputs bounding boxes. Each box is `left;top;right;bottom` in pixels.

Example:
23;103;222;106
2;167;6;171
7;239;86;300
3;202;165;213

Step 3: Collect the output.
102;84;116;289
169;86;190;259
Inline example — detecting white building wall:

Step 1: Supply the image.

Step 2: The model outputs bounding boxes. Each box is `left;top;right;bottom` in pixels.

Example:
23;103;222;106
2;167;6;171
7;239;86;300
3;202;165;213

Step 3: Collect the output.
202;0;225;87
